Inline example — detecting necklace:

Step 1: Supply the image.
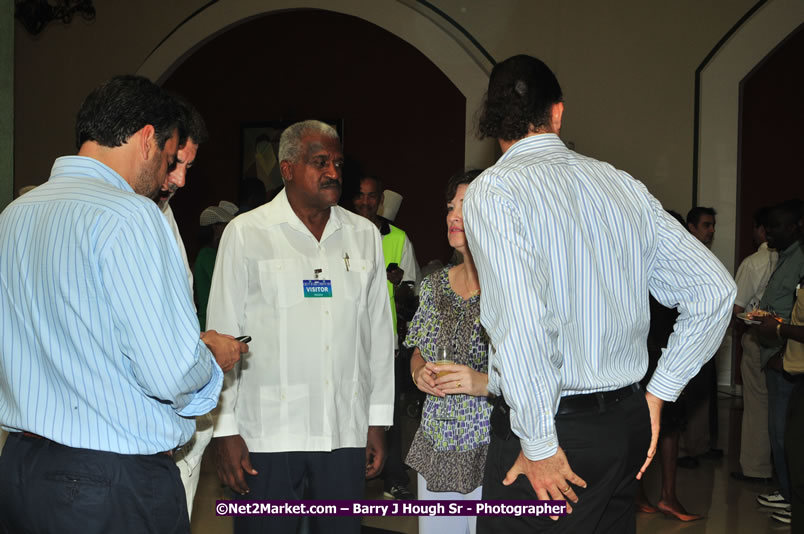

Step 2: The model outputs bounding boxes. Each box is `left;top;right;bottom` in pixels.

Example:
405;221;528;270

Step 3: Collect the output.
463;269;481;297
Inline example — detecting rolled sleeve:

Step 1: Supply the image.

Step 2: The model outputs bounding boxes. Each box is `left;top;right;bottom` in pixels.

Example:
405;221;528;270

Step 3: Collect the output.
646;203;737;402
178;360;224;416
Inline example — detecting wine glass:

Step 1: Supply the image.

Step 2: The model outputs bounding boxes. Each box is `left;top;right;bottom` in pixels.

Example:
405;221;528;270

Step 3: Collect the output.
433;346;457;420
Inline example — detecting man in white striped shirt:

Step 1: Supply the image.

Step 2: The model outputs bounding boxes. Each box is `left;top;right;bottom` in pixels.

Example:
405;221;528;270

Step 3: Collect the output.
158;96;248;519
463;55;736;533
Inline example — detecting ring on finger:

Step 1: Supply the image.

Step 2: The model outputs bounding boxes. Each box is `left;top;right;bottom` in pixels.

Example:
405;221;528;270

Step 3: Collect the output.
457;382;462;388
561;486;571;493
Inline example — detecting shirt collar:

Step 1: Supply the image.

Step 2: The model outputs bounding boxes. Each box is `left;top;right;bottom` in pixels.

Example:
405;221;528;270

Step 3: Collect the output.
498;133;567;163
259;187;344;239
49;156;135;193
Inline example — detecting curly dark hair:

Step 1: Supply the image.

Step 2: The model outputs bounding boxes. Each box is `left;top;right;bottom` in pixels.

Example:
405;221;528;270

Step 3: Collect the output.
445;169;483;202
75;75;182;150
477;55;563;141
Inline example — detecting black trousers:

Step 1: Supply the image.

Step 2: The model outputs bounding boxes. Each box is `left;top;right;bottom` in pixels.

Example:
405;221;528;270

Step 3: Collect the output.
787;380;804;534
233;448;365;534
478;390;651;534
0;432;189;534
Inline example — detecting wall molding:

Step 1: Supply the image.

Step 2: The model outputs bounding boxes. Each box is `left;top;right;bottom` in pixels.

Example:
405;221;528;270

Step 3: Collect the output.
137;0;497;169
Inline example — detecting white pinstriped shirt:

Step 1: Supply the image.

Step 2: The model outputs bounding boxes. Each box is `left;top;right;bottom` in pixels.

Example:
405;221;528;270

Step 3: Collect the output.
463;134;736;461
0;156;223;454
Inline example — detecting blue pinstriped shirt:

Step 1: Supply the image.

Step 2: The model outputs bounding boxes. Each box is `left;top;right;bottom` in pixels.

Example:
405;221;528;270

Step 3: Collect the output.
0;156;223;454
463;134;735;461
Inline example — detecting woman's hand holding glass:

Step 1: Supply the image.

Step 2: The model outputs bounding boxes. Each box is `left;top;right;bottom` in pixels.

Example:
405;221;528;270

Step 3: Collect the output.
431;362;489;397
411;345;489;399
412;361;445;397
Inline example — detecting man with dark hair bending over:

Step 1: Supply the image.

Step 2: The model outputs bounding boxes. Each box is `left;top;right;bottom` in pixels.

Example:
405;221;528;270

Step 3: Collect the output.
0;75;223;534
463;55;736;533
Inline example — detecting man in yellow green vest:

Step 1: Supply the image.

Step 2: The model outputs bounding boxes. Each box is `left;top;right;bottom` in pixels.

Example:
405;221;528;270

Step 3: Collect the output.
352;174;421;500
353;176;421;337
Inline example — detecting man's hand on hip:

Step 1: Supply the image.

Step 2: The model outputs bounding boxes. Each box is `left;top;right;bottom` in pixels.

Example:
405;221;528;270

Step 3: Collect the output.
365;425;387;479
636;391;663;480
212;435;257;495
503;447;586;519
201;330;248;373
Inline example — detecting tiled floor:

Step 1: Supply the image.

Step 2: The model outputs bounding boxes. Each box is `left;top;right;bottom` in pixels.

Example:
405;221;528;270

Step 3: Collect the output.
191;389;791;533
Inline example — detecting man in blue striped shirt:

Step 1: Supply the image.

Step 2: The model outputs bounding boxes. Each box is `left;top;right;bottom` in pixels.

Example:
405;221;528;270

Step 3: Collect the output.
463;55;736;533
0;76;223;534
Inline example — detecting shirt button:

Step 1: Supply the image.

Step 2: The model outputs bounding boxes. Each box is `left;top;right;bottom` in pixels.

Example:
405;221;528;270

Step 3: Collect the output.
325;345;330;351
325;310;329;315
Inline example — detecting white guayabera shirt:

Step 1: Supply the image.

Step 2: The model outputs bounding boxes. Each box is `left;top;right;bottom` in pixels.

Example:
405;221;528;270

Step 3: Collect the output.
207;189;394;452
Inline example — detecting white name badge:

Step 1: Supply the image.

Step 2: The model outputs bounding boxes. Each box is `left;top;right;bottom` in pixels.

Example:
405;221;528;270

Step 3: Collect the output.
303;279;333;298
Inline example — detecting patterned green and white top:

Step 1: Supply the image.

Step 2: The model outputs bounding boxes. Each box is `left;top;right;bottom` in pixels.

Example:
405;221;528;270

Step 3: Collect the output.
404;267;492;494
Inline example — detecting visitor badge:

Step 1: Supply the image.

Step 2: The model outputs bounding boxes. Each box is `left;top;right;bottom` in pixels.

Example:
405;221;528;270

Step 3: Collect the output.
303;279;332;298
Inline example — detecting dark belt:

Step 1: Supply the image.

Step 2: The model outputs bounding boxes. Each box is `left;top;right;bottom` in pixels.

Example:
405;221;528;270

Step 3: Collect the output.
556;383;641;416
19;431;175;457
490;383;641;441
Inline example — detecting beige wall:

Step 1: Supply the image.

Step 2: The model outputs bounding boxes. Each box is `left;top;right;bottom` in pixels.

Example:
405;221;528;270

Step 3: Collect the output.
437;0;760;213
698;0;804;274
14;1;208;189
14;0;757;211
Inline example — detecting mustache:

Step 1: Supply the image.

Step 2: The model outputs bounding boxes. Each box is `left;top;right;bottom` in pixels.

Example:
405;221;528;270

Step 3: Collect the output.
159;184;178;198
320;179;341;189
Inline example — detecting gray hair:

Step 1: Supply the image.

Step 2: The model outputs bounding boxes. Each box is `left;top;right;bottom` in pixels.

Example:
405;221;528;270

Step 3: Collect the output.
278;120;339;164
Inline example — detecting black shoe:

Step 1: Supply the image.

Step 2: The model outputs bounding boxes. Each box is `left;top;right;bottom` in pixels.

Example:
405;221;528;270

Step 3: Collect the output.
383;485;414;500
677;456;700;469
730;471;773;484
701;448;723;459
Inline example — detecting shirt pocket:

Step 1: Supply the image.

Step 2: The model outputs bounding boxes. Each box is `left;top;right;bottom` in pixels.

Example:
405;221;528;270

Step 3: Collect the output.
258;259;304;309
341;257;372;305
260;384;310;438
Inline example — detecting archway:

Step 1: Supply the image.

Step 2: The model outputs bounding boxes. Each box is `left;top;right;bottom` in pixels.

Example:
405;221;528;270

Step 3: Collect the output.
137;0;495;171
696;0;804;386
697;0;804;274
150;7;480;266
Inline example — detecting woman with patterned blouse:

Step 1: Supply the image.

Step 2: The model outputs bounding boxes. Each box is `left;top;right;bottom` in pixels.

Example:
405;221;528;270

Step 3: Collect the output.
406;170;493;534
